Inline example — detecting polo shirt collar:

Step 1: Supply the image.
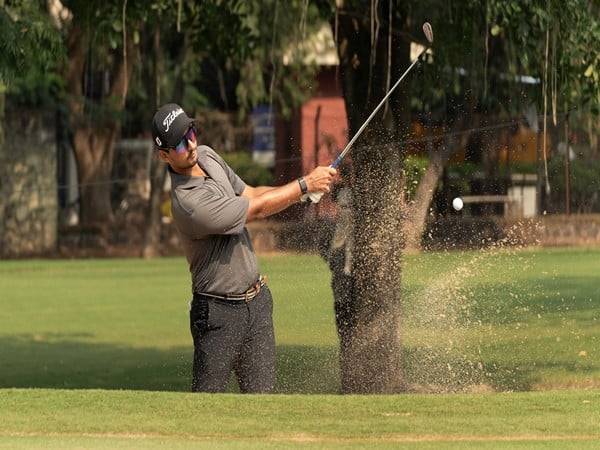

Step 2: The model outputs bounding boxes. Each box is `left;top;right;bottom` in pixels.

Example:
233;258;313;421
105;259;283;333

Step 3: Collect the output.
168;159;206;189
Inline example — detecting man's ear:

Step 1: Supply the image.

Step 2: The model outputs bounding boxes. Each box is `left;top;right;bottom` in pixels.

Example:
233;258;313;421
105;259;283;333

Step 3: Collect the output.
156;149;170;163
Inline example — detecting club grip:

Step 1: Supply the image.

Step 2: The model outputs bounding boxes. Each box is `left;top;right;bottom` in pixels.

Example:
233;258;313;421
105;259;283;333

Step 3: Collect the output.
301;192;324;204
301;160;336;204
331;156;343;169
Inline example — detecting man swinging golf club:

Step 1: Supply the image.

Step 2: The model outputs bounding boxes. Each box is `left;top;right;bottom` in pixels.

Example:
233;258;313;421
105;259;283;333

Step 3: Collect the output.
152;103;336;393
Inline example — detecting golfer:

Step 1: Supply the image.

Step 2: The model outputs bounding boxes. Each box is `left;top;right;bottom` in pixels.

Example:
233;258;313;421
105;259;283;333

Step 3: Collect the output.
151;103;336;393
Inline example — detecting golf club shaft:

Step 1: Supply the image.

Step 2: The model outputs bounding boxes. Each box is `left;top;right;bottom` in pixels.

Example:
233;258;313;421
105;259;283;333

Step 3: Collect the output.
331;56;422;169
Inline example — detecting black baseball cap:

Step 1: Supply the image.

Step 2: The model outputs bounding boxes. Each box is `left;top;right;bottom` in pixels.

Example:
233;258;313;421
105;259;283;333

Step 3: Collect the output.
151;103;195;148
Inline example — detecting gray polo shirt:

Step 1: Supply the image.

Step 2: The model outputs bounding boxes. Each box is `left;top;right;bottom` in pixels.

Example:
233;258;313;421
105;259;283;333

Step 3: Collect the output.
169;146;259;295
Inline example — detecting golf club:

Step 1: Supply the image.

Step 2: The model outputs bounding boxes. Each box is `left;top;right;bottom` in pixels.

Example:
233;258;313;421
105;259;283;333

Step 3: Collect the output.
303;22;434;203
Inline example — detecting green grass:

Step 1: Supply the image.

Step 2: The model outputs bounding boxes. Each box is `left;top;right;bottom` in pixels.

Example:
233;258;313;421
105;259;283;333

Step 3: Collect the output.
399;248;600;391
1;389;599;448
1;248;599;447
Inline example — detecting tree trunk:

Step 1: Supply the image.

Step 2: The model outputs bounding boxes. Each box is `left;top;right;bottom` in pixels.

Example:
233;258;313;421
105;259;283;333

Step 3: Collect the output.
0;89;4;146
564;113;571;215
403;146;445;251
0;89;5;244
72;126;119;226
334;1;410;393
346;136;406;393
403;119;472;251
141;26;190;258
65;24;135;228
141;26;165;258
141;161;167;258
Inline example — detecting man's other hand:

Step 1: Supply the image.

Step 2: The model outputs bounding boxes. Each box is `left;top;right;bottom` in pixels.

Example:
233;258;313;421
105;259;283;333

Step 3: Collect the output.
305;166;337;193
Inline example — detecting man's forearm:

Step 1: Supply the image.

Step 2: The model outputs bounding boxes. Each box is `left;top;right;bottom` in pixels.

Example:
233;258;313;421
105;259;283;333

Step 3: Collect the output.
242;185;278;200
251;186;278;196
247;181;301;221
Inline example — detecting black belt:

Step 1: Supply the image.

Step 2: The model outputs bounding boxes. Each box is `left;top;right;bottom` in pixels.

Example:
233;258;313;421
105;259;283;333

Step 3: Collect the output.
193;276;266;303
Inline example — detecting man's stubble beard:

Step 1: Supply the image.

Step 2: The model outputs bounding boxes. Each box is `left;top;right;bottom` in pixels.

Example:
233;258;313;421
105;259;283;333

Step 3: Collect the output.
182;148;198;170
171;158;196;173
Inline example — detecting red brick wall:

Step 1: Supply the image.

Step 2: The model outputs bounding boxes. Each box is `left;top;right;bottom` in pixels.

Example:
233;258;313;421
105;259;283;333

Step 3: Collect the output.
275;68;348;185
300;96;348;172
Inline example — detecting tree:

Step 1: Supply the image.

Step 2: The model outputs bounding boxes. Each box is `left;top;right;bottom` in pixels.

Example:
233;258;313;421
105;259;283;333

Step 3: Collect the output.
489;0;599;208
401;0;489;250
326;0;599;392
332;0;412;392
139;0;263;257
139;1;191;258
0;0;62;145
58;0;142;229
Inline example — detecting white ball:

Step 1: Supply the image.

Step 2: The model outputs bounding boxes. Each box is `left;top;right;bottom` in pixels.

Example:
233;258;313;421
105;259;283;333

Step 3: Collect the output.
452;197;463;211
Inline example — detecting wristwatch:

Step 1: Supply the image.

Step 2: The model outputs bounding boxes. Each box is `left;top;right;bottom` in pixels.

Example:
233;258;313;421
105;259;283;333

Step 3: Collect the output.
297;177;308;195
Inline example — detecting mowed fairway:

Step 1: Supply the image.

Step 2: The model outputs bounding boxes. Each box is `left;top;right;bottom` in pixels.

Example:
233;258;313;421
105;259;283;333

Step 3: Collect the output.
0;247;599;448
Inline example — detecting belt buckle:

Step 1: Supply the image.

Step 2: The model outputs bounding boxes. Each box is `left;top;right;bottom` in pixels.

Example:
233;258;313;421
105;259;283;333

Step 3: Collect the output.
245;280;261;303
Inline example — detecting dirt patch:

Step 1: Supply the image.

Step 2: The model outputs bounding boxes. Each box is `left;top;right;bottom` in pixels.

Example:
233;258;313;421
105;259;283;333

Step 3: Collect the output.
3;431;599;444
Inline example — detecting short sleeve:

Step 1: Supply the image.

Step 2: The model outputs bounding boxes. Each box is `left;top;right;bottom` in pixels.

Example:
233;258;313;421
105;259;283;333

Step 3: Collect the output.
173;188;249;238
227;168;246;196
206;147;246;195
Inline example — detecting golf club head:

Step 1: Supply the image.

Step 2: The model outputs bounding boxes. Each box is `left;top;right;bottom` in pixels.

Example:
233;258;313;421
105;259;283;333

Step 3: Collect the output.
423;22;433;44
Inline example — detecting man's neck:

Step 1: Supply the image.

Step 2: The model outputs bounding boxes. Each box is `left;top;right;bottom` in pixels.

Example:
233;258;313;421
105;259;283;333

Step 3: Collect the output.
172;162;206;177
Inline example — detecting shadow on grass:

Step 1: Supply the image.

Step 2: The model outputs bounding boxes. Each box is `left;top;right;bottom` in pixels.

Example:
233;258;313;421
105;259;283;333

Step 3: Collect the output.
0;333;192;392
3;334;588;393
0;334;340;394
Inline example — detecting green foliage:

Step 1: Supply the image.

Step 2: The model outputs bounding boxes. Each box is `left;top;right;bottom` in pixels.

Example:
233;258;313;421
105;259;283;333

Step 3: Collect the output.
62;0;149;50
446;161;479;196
0;1;63;85
0;1;63;145
386;0;599;118
124;0;321;135
447;161;479;179
507;162;537;175
497;161;538;176
141;0;322;117
236;59;266;112
488;0;600;111
229;0;322;118
6;65;64;107
221;151;273;187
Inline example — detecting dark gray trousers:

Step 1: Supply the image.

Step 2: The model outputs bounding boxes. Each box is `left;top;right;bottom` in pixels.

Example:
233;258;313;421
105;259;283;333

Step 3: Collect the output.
189;285;275;393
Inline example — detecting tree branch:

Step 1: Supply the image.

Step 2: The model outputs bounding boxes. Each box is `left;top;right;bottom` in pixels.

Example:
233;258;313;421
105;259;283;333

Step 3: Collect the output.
65;24;86;118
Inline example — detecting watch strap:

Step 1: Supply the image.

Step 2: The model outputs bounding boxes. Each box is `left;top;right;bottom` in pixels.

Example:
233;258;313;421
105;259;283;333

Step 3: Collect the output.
298;177;308;195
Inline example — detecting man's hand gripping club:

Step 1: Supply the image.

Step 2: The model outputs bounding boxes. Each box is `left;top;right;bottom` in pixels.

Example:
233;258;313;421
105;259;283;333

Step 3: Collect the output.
303;166;337;196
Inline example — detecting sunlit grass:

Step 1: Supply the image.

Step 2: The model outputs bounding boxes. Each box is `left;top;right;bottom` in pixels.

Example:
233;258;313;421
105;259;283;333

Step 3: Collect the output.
0;389;599;449
1;248;599;447
0;247;598;393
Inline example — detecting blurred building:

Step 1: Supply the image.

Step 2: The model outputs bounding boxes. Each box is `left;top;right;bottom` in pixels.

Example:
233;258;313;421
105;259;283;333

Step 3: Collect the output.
275;25;348;174
274;24;348;216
